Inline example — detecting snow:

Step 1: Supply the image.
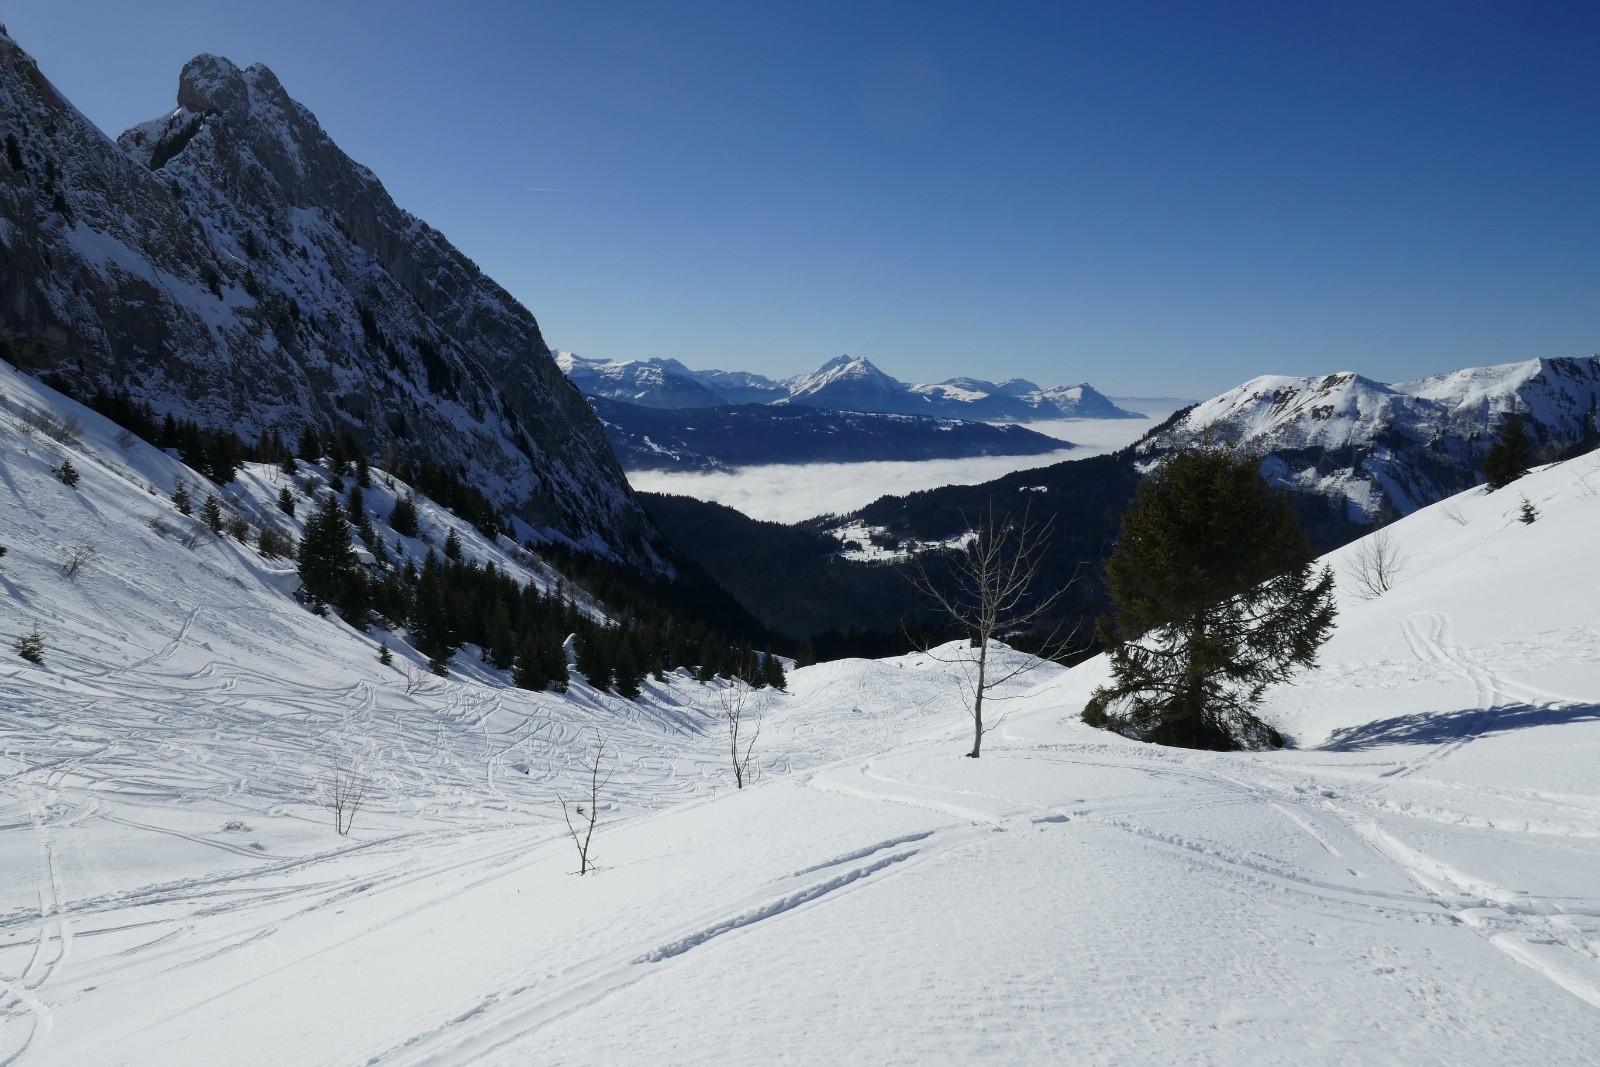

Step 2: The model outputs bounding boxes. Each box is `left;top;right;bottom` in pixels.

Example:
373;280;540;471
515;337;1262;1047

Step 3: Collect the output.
3;363;1599;1063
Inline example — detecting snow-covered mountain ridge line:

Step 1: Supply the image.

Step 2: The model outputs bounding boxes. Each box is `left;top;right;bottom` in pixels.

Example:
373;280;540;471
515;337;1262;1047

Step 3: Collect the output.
556;350;1143;421
0;32;656;566
1135;354;1600;521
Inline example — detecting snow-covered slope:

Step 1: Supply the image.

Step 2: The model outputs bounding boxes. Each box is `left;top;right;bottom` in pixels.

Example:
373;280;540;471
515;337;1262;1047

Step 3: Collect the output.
1136;356;1600;520
0;33;654;566
5;340;1599;1063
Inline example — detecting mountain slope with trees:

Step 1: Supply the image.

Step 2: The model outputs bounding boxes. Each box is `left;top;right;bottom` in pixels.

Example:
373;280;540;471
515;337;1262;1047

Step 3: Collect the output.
0;32;656;566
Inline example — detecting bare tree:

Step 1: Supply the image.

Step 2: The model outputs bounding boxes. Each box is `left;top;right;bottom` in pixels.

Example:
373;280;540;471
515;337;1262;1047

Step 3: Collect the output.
558;732;612;875
401;661;433;696
718;674;764;789
324;757;369;836
1347;527;1406;601
60;542;99;578
1440;502;1469;526
901;503;1077;757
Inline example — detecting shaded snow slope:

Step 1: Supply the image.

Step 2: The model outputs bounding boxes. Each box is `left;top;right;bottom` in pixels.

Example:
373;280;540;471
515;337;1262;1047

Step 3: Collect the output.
3;359;1598;1063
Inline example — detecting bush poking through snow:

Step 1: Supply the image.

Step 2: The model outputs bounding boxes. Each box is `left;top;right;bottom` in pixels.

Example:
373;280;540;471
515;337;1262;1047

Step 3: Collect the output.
1348;527;1406;601
324;758;369;837
53;459;80;487
61;542;98;578
559;732;612;876
1518;498;1538;525
13;627;44;664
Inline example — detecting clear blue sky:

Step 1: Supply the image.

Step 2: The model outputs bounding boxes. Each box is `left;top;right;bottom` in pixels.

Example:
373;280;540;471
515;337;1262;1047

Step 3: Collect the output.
5;1;1597;397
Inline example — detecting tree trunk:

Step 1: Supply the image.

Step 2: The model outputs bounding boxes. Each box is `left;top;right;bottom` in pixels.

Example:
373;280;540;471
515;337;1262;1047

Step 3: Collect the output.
970;637;988;757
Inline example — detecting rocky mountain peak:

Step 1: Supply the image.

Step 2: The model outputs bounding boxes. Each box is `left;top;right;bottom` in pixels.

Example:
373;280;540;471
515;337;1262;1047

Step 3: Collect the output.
0;35;661;567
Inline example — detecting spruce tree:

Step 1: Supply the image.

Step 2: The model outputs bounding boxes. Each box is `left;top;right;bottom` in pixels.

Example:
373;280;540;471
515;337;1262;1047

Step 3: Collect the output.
201;494;224;534
297;426;322;463
614;639;642;699
390;494;419;538
278;486;296;517
1484;412;1533;490
55;460;79;488
484;598;516;669
297;494;356;607
443;527;463;561
1087;450;1337;750
14;628;44;665
513;632;550;691
378;640;393;666
171;480;192;516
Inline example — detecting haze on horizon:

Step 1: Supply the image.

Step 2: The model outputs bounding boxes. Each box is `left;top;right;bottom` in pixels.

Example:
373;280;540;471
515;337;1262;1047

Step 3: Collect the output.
7;0;1597;398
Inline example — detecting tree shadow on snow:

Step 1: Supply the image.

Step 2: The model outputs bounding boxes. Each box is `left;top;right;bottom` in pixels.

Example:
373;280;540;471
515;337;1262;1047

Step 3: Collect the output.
1321;702;1600;750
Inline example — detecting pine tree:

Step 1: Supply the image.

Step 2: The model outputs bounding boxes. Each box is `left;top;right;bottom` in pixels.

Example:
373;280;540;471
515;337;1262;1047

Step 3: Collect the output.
762;650;788;691
443;527;463;561
297;494;356;607
1484;412;1533;490
576;630;614;691
412;557;457;674
1087;450;1338;750
297;426;322;463
171;480;192;516
278;486;296;517
201;494;224;534
1518;498;1538;524
484;598;516;669
378;640;393;666
55;460;80;488
390;494;419;538
14;628;44;665
614;639;642;700
356;454;372;489
513;632;550;691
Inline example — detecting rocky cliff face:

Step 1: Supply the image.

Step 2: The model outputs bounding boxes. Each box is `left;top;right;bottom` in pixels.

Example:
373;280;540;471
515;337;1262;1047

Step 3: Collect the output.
1135;356;1600;521
0;34;658;565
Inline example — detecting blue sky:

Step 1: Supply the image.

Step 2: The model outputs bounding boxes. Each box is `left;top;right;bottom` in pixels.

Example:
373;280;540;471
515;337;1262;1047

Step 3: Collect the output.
5;1;1597;397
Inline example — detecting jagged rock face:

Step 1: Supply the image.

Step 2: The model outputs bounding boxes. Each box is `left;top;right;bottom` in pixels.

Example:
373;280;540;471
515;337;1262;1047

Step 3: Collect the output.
1135;357;1600;521
0;35;659;565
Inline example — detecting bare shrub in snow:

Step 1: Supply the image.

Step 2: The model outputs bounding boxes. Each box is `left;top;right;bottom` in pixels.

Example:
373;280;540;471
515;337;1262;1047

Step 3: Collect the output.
24;407;82;445
222;819;249;832
1347;528;1406;601
147;516;172;540
323;758;369;836
115;428;138;451
180;521;212;551
559;732;612;875
60;542;99;578
401;661;433;696
1440;503;1469;526
719;674;764;789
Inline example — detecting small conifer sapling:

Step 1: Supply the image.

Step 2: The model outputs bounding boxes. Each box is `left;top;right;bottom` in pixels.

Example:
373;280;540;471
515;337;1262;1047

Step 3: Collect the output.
14;628;44;665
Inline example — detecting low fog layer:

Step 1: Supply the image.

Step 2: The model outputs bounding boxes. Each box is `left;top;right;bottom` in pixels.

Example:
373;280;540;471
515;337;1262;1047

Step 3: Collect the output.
627;405;1180;522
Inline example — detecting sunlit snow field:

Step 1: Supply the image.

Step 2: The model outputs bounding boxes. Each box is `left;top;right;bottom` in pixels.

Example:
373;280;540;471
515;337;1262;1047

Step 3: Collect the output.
624;401;1189;522
4;364;1599;1066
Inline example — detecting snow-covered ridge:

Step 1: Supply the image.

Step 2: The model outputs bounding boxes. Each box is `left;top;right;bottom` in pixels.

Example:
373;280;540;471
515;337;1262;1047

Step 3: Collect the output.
1136;355;1600;520
0;35;655;567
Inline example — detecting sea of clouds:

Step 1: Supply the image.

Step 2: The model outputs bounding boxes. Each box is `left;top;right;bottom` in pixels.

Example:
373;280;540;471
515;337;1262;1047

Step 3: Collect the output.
626;402;1187;523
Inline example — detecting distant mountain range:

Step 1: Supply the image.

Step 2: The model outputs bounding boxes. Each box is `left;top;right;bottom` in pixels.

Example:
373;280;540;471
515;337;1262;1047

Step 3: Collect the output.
556;352;1144;421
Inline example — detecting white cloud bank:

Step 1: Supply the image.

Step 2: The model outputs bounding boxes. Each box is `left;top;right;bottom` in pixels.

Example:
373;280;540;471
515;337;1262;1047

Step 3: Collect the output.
627;403;1185;524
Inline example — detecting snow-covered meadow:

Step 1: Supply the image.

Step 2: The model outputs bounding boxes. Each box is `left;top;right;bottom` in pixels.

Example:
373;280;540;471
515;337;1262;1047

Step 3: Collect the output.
2;363;1598;1064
